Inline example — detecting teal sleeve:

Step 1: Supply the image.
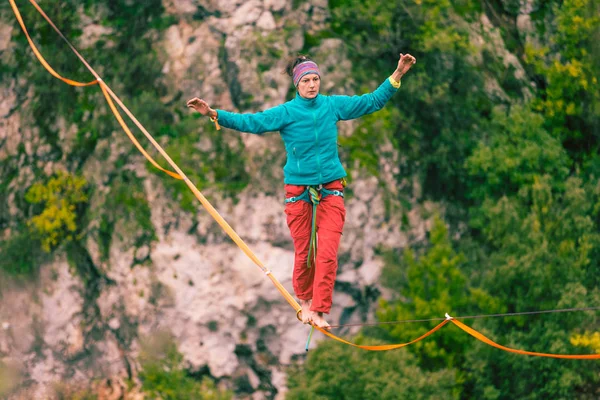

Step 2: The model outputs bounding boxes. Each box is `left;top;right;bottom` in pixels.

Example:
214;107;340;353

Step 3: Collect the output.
215;104;288;134
331;79;398;121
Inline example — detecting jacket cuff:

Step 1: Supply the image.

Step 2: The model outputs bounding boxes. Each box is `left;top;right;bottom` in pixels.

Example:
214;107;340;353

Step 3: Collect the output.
388;76;401;89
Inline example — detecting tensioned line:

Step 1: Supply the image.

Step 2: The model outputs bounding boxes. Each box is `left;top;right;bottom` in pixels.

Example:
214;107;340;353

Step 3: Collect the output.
328;306;600;329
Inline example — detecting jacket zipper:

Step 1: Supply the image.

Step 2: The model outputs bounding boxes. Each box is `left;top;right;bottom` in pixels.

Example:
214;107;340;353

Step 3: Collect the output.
314;112;322;182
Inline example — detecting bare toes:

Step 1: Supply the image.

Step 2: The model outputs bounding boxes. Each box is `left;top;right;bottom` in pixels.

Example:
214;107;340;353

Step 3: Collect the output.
312;316;331;330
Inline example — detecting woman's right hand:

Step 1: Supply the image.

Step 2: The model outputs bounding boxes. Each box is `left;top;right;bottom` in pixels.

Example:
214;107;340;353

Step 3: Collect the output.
187;97;216;118
396;53;416;75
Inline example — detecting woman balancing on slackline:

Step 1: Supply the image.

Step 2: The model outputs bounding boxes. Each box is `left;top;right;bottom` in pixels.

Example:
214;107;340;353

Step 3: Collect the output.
187;52;417;329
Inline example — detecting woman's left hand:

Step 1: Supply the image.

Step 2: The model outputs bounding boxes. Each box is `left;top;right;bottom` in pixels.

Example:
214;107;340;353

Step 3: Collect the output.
187;97;216;118
397;53;416;75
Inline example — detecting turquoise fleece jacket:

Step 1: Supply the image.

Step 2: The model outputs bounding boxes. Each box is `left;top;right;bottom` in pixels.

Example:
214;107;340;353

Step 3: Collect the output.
216;78;398;185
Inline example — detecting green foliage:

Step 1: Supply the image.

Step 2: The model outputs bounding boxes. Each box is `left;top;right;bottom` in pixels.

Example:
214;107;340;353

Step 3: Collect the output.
466;105;570;204
290;1;599;397
1;0;176;268
378;216;498;369
526;0;600;160
0;227;47;276
338;107;400;178
461;186;600;397
93;170;157;260
467;173;600;318
463;93;600;397
25;171;88;252
286;337;458;400
330;0;492;202
138;331;232;400
466;101;600;296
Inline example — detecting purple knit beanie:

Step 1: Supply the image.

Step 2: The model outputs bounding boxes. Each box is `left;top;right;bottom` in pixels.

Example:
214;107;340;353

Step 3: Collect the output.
292;61;321;87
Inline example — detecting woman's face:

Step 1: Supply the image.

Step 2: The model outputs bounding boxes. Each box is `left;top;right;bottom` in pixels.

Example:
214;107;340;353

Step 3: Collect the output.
297;74;320;99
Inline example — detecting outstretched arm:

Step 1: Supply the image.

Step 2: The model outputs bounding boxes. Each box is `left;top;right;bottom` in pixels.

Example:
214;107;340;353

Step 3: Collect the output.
333;53;416;121
187;98;287;134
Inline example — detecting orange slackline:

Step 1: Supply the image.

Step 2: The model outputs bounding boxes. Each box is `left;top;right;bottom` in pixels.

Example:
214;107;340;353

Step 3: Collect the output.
10;0;302;321
11;0;600;357
8;0;182;181
317;320;450;351
99;83;183;180
9;0;97;87
450;318;600;359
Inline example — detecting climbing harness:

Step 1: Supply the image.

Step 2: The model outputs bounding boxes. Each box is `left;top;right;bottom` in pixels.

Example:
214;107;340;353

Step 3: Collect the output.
10;0;600;358
285;184;344;268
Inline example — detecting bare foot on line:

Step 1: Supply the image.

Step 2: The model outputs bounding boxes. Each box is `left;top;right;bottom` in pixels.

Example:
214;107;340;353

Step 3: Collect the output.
312;312;330;330
300;299;313;324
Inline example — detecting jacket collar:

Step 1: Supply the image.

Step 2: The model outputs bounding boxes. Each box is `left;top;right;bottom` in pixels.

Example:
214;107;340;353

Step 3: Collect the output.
295;91;322;107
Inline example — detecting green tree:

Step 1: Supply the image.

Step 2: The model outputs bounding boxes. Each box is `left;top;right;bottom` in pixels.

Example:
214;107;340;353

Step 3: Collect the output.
286;337;458;400
378;216;499;370
465;105;570;205
139;332;232;400
525;0;600;161
462;103;600;398
25;170;88;252
461;177;600;399
330;0;491;204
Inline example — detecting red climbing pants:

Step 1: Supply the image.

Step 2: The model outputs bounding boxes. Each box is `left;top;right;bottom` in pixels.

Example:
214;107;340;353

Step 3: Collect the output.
284;180;346;314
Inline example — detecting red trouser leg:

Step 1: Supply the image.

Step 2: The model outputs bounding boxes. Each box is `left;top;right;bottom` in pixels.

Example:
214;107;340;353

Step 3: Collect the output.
285;184;314;301
312;181;345;313
285;181;346;313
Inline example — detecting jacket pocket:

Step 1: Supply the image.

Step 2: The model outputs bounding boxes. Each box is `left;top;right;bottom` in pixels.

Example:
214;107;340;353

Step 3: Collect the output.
293;147;300;172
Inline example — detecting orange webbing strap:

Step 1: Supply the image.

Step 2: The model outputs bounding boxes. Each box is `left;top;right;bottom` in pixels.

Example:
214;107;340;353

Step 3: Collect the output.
99;83;183;180
210;116;221;131
27;0;98;78
451;318;600;359
178;175;304;312
316;319;450;351
8;0;97;87
11;0;299;309
16;0;303;313
11;0;182;180
267;275;301;312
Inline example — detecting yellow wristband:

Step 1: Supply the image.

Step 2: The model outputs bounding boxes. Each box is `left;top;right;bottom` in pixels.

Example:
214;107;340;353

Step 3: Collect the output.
389;76;401;89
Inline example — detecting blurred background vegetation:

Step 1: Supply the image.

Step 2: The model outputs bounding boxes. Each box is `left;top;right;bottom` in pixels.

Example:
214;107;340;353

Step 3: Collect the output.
0;0;599;398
